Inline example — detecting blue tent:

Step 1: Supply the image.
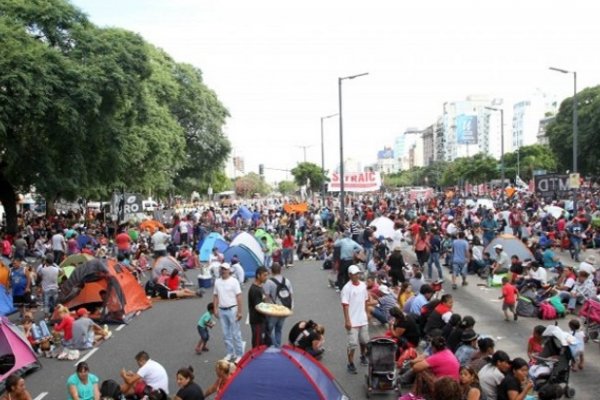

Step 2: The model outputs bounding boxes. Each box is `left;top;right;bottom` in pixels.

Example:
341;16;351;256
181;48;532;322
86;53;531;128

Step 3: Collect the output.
224;244;262;278
217;345;347;400
232;206;252;221
0;285;16;316
198;232;229;262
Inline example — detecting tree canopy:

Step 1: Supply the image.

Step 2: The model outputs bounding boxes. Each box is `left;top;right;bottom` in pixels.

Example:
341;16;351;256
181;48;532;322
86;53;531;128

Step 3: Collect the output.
291;162;326;192
547;85;600;179
0;0;230;232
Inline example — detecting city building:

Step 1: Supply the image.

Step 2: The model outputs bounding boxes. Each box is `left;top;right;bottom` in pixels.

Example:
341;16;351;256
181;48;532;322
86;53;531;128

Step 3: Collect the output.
434;117;444;162
537;115;555;145
225;155;245;178
421;125;434;166
394;127;422;170
376;146;399;174
512;90;557;149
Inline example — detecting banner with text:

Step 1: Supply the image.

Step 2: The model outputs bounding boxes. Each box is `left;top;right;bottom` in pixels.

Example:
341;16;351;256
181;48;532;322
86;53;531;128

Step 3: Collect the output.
534;174;570;200
328;171;381;193
456;114;478;145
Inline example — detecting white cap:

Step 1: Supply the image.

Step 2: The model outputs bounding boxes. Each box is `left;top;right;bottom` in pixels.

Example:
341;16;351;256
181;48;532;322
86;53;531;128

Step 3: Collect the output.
494;244;503;250
447;216;454;221
379;285;390;295
220;262;231;270
348;265;361;275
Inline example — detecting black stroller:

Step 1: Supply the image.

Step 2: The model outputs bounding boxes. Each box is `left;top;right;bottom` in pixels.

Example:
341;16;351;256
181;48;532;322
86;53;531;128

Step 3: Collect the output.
530;327;576;398
365;337;399;398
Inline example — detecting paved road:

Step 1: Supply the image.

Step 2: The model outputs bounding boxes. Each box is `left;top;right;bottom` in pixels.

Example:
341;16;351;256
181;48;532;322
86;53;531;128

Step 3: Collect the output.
22;247;600;399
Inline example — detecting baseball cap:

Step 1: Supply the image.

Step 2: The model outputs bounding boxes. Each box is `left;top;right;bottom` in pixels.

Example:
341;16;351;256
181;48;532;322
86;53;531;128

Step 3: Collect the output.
348;265;361;275
220;262;231;270
77;308;89;317
379;285;391;295
494;244;503;250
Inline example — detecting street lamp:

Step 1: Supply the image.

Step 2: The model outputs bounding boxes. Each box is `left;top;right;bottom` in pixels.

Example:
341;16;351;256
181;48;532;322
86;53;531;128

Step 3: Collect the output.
516;147;520;179
485;106;505;201
549;67;578;173
321;113;338;203
295;144;313;163
338;72;369;227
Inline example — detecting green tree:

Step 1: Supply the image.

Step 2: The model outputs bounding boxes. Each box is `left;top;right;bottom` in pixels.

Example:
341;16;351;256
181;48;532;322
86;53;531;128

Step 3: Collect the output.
278;180;298;195
547;85;600;180
234;173;271;197
503;144;557;181
291;162;326;192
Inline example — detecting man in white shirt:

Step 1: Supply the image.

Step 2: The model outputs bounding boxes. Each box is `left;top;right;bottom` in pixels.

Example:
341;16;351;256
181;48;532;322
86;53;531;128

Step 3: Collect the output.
578;255;596;276
491;244;510;275
213;263;244;362
120;351;169;395
478;350;511;400
341;264;369;374
36;253;61;318
51;230;66;264
151;227;170;258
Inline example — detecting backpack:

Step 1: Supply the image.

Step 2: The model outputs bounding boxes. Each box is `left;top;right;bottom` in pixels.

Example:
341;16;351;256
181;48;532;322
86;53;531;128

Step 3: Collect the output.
539;301;558;320
516;296;538;318
271;277;292;309
100;379;123;399
548;295;566;317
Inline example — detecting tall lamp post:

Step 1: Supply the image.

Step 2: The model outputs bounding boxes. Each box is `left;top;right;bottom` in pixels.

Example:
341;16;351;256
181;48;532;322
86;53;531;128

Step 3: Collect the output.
338;72;369;227
549;67;578;173
320;113;338;203
485;106;505;201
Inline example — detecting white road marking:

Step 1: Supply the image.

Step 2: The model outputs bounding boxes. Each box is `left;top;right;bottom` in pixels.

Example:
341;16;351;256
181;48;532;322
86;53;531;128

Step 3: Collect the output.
116;324;125;331
75;347;98;366
33;392;48;400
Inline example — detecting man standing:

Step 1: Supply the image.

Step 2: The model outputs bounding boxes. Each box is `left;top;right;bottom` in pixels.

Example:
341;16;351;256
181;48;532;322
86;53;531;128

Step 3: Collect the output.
263;263;293;348
151;226;170;258
480;212;498;247
51;229;66;264
36;254;60;319
334;231;363;291
451;231;469;290
9;257;31;317
509;205;523;239
341;264;369;374
213;263;244;362
248;266;269;348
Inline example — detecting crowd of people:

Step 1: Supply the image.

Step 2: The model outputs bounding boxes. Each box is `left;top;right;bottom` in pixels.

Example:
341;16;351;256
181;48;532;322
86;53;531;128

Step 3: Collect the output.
1;188;600;398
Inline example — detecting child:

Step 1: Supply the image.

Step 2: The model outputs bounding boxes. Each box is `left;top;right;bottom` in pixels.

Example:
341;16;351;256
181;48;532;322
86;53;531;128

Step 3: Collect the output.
527;325;545;364
196;303;215;354
568;319;585;371
498;276;519;321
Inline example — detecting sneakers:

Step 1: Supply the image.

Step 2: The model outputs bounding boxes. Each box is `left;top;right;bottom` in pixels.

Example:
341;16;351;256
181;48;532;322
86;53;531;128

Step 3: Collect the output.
234;356;242;364
462;281;468;286
513;314;518;321
225;354;234;362
452;284;457;290
347;363;357;374
360;355;368;366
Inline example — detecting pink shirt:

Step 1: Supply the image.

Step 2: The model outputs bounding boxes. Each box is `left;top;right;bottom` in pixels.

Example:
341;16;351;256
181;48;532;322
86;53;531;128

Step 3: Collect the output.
426;349;460;380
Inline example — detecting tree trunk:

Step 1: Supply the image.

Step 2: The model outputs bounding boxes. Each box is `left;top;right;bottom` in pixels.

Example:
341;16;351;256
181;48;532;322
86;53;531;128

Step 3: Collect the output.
0;167;19;234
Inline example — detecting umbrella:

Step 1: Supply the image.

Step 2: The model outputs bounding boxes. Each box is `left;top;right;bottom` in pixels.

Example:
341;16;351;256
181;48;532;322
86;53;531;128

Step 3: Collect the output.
369;217;395;239
545;206;566;219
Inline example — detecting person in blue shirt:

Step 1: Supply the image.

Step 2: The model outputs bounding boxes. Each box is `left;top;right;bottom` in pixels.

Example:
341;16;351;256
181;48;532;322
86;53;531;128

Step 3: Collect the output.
67;361;100;400
334;232;363;290
451;231;470;290
542;245;560;269
407;284;435;317
480;212;498;247
9;257;31;317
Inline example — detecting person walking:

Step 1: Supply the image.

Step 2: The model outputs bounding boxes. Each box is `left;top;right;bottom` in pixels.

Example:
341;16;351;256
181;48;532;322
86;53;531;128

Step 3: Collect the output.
248;266;270;348
212;263;244;363
263;263;293;348
334;231;363;291
451;231;469;290
341;264;369;374
36;253;60;319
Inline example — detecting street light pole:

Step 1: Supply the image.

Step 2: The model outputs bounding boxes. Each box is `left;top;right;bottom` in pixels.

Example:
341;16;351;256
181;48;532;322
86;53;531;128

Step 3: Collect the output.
338;72;368;228
485;107;504;202
549;67;578;173
295;145;313;163
516;148;520;179
321;113;338;204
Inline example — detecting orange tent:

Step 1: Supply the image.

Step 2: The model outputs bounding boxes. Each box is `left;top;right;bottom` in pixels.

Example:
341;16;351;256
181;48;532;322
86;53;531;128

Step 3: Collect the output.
139;220;164;234
283;202;308;214
57;258;151;323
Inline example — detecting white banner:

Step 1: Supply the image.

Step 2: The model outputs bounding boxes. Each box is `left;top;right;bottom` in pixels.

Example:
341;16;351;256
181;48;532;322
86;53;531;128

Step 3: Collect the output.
328;171;381;193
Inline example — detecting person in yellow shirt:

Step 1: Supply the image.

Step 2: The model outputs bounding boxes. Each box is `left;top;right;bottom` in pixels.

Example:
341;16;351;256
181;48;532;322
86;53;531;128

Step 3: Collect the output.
398;282;414;309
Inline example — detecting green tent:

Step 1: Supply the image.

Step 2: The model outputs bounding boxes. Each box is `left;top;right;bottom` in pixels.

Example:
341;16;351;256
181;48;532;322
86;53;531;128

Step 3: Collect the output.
255;229;277;251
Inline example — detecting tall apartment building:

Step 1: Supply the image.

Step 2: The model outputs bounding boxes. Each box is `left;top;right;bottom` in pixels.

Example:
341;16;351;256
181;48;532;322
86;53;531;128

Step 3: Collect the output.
512;91;557;149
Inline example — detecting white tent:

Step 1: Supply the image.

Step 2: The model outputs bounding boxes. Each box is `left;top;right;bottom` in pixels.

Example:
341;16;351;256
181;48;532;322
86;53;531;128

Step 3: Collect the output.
369;217;395;239
230;232;264;262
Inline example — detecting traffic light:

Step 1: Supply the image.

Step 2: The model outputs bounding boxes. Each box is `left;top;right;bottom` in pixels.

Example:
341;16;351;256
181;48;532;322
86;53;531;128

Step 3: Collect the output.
259;164;264;176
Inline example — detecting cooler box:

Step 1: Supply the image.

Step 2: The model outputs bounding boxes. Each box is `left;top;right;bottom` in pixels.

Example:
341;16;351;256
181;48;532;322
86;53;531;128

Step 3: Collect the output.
198;275;213;288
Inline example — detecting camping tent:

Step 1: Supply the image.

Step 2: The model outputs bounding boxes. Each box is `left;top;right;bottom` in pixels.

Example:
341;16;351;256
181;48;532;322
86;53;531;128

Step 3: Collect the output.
217;345;348;400
255;229;276;251
60;253;95;269
197;232;229;262
232;206;252;221
152;255;184;279
224;245;263;278
0;317;40;388
229;232;264;263
369;217;395;239
0;286;15;316
485;234;534;262
57;258;151;323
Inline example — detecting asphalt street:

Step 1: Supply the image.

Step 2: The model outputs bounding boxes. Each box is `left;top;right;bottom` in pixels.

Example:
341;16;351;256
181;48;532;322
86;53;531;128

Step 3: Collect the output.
21;246;600;399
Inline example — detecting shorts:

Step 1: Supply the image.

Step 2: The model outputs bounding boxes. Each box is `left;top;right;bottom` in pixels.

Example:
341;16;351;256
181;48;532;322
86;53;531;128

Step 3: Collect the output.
502;302;515;312
13;294;28;306
197;325;209;342
452;262;467;277
347;325;369;350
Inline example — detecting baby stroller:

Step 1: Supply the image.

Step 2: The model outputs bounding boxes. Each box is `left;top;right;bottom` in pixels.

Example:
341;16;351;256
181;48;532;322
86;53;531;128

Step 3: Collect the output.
365;337;398;398
530;325;576;398
578;298;600;348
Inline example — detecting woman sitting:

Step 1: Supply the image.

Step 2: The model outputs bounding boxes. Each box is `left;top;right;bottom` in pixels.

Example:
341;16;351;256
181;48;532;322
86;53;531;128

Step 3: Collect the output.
459;366;482;400
54;305;74;346
411;336;460;396
288;320;325;359
497;357;533;400
389;307;420;350
204;359;236;398
67;362;100;400
0;374;33;400
156;269;196;299
174;366;204;400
